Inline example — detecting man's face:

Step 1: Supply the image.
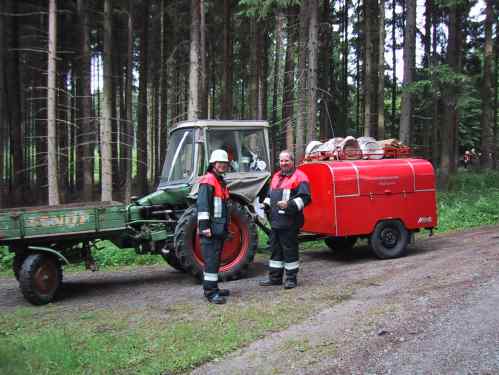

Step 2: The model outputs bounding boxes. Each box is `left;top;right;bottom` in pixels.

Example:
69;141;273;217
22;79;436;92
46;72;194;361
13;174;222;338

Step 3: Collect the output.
279;152;294;173
214;161;228;174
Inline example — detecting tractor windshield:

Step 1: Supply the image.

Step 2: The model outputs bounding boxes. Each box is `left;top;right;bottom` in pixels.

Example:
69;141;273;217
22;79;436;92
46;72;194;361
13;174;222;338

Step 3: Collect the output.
161;129;196;184
207;128;269;173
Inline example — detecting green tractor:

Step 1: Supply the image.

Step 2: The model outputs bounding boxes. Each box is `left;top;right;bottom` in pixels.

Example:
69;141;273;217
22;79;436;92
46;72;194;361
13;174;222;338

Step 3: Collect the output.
130;120;272;280
0;120;272;305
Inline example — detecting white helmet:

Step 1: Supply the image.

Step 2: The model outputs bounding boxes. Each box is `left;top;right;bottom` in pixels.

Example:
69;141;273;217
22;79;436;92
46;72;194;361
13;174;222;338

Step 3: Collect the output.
209;149;229;163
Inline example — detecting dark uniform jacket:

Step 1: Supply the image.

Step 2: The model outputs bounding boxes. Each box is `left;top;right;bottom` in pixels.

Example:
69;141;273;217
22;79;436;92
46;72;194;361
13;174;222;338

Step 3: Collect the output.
264;168;311;229
197;171;230;238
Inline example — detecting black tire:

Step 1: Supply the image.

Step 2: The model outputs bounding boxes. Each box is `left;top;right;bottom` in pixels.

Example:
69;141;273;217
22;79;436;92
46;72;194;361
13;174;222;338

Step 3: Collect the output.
324;236;357;252
369;220;409;259
155;239;185;272
174;201;257;281
19;253;63;305
13;253;25;281
161;251;185;272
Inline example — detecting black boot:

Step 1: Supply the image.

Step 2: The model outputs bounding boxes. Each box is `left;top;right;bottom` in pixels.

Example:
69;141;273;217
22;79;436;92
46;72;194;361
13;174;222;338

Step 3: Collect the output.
284;278;297;289
218;289;230;297
206;292;226;304
259;279;283;286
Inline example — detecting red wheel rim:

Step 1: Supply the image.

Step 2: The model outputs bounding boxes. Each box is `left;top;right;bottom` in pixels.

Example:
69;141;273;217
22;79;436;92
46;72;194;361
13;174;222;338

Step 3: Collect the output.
33;260;58;295
193;214;250;272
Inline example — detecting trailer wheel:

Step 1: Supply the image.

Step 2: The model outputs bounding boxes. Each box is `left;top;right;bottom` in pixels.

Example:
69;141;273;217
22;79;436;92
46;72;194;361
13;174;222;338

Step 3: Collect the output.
369;220;409;259
175;201;257;281
19;254;62;305
324;236;357;252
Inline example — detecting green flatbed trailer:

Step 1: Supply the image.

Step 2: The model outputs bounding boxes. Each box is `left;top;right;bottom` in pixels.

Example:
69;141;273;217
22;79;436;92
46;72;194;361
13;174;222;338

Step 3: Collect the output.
0;201;141;305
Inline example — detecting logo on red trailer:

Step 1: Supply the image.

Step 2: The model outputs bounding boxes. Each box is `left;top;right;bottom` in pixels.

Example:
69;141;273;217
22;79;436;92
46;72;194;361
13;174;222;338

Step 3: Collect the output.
417;216;433;224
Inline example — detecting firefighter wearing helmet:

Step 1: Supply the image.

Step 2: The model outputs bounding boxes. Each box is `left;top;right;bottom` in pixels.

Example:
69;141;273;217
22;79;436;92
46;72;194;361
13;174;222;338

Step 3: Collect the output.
196;149;231;304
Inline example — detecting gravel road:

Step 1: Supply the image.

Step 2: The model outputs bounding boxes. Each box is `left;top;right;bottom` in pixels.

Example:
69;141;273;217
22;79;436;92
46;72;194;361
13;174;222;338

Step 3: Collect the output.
1;225;499;374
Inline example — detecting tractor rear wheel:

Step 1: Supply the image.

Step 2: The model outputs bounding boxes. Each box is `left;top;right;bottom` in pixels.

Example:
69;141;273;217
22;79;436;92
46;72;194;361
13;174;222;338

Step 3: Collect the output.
19;253;62;305
174;201;257;281
369;220;409;259
324;236;357;252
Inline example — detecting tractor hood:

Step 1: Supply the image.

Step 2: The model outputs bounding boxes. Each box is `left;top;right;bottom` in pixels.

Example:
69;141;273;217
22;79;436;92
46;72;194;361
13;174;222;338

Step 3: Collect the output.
189;171;271;204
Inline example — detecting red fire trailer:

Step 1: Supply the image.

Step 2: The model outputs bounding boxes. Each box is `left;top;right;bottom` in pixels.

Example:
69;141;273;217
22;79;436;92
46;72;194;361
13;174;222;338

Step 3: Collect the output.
298;158;437;258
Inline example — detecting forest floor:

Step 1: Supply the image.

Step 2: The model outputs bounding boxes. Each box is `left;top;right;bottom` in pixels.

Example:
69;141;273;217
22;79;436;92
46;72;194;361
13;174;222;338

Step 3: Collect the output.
1;225;499;374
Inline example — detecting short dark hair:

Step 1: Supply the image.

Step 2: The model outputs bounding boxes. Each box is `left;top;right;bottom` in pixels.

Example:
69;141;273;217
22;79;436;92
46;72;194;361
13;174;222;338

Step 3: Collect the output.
279;150;294;162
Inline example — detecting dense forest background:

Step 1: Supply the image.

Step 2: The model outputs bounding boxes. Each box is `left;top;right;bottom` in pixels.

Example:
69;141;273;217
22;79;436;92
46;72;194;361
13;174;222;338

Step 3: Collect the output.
0;0;497;208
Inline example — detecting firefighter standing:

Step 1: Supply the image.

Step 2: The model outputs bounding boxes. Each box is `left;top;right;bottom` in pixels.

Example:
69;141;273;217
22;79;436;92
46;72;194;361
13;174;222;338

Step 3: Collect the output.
197;149;231;304
260;150;311;289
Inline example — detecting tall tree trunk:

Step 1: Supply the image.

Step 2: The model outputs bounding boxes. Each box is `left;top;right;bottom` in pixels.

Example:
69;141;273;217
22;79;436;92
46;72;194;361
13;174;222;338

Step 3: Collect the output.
391;0;397;134
377;0;386;139
422;0;432;159
111;16;120;192
283;8;297;154
495;14;499;168
137;0;150;194
199;0;207;118
296;1;309;161
158;0;168;179
363;0;378;137
48;0;60;205
0;0;5;206
342;0;350;132
248;18;265;119
399;0;416;145
76;0;93;201
439;4;459;189
124;0;133;202
5;0;24;204
318;0;333;139
271;11;285;159
431;7;439;166
101;0;113;201
307;0;319;144
188;0;201;120
221;0;233;119
479;0;495;169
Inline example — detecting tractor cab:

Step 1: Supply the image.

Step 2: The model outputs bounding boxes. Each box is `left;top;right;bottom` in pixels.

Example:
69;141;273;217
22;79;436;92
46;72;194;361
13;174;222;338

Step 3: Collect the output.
152;120;271;280
158;120;271;204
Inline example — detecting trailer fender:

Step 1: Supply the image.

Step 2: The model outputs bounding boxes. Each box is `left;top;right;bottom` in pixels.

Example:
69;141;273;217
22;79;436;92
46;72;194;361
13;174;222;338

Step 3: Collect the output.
27;246;70;265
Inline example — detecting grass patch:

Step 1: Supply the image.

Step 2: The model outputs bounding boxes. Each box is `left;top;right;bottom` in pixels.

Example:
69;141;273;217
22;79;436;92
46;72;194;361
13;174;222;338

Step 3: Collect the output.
437;171;499;232
0;286;349;375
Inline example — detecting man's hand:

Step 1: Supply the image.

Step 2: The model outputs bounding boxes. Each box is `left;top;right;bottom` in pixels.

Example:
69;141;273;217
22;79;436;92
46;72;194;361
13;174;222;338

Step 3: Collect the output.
277;200;288;209
201;229;212;238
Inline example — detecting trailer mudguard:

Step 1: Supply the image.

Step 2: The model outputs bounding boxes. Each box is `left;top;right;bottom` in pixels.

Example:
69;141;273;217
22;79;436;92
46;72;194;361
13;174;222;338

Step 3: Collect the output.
27;246;70;265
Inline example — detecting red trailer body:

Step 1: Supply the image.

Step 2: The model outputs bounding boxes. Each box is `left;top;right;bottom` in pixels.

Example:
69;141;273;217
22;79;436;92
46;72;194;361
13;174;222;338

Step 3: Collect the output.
299;158;437;238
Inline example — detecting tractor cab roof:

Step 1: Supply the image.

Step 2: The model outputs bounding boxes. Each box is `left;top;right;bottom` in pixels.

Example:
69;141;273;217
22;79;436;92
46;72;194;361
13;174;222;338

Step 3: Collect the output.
171;120;269;133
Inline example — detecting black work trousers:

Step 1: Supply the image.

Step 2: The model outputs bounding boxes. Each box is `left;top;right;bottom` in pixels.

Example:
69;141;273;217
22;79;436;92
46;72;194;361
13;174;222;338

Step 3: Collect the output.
268;227;299;282
200;236;224;297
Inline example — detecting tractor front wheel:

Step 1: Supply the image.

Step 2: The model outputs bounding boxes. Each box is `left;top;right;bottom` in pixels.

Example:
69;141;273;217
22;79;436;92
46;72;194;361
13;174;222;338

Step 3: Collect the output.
19;253;62;305
174;201;257;281
161;248;185;272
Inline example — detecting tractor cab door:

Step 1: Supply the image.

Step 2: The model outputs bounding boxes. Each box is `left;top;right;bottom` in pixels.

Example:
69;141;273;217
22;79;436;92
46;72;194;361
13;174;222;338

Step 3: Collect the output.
159;128;204;187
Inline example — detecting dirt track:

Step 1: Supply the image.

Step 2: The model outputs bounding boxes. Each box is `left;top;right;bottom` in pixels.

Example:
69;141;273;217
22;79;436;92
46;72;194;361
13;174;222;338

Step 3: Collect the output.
1;225;499;374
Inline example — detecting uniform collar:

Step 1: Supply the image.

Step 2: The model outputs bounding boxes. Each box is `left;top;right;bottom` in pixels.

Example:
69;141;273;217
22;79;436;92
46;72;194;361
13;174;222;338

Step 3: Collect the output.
279;168;295;177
